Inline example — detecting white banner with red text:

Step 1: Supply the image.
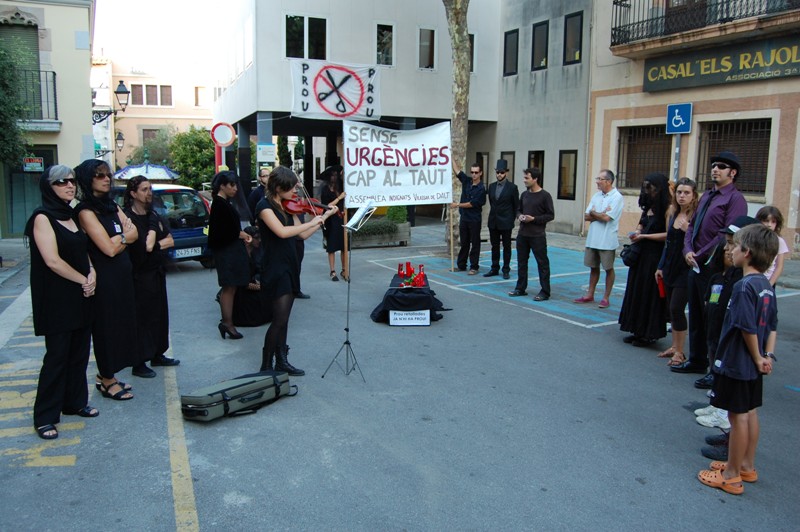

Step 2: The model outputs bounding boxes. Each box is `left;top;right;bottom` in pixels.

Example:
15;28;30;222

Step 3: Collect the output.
343;120;452;208
290;60;380;121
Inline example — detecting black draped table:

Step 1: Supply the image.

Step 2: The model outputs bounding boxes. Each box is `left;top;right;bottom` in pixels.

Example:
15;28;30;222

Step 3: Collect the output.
370;274;445;324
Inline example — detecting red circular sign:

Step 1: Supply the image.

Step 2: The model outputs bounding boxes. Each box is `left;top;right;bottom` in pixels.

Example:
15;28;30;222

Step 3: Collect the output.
211;122;236;147
313;65;365;118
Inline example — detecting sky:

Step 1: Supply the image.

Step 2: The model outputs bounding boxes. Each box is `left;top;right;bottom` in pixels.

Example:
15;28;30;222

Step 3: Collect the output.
93;0;223;81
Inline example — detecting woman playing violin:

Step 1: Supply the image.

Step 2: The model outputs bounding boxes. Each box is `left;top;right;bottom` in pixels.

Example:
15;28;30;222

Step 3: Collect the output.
320;166;347;281
255;166;338;375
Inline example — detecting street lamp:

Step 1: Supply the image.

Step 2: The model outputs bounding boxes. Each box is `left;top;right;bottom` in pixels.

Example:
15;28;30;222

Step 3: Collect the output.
92;81;131;125
115;131;125;151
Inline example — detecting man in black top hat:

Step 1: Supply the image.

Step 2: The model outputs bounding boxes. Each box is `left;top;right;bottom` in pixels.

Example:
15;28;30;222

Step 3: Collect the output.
484;159;519;279
672;151;747;375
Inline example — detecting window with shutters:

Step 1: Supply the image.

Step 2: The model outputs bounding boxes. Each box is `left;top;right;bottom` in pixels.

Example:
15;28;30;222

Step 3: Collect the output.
131;83;173;106
0;11;50;119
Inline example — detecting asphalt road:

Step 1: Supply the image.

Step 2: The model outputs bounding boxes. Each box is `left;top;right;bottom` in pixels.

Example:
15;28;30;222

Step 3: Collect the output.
1;221;798;531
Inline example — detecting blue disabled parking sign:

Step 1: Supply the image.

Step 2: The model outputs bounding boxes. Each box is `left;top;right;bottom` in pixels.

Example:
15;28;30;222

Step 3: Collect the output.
666;103;692;134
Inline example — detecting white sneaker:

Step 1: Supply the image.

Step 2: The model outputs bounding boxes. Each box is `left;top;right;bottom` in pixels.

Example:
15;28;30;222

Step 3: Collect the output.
696;409;730;429
694;405;717;417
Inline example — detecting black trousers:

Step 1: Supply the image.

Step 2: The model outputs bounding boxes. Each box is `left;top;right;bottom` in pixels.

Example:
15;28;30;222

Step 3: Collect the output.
488;228;513;273
33;326;92;427
457;220;481;270
515;235;551;296
687;265;712;369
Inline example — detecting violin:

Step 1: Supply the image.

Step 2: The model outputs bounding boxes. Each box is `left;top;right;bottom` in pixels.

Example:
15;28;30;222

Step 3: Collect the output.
281;195;331;216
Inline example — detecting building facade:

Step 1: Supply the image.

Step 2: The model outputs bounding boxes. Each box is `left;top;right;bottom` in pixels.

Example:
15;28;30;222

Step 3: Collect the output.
0;0;94;237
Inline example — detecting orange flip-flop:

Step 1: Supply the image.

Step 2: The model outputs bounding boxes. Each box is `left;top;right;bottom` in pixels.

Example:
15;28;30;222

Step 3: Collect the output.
710;461;758;482
698;469;744;495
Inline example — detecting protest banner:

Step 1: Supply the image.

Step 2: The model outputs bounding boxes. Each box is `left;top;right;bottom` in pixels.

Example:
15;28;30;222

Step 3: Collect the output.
290;59;380;120
342;120;452;208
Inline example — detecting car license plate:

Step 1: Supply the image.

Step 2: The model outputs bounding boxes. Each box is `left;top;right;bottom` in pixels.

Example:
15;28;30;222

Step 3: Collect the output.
175;247;202;259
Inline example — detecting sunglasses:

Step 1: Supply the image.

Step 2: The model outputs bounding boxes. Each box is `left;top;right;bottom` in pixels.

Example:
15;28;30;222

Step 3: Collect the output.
710;162;731;170
94;172;113;179
53;178;76;187
470;171;481;174
495;170;507;174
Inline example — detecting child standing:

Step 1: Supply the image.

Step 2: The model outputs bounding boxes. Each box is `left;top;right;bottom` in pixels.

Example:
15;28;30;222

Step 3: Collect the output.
756;205;789;287
697;224;779;495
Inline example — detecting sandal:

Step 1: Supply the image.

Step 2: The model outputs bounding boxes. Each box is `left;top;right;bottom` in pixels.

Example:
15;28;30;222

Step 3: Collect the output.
657;347;676;358
330;270;339;282
36;424;58;440
64;405;99;418
667;352;686;367
95;375;132;392
710;461;758;482
98;381;134;401
697;469;743;495
340;270;349;282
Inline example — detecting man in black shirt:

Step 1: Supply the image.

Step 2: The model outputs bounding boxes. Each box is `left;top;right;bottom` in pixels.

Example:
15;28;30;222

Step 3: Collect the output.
484;159;519;279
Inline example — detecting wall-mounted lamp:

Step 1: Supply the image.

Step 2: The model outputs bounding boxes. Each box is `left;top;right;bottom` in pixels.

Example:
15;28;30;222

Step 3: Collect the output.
92;81;131;125
115;131;125;151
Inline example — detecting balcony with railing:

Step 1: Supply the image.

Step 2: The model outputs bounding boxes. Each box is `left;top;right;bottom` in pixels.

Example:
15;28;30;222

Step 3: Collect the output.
611;0;800;57
17;69;59;131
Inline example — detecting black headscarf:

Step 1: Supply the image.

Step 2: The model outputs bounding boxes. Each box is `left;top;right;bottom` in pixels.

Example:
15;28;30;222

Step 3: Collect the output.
639;172;671;221
74;159;118;215
23;165;77;238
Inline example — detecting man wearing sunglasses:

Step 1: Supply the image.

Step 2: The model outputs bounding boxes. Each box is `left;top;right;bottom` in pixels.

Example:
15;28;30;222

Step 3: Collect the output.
484;159;519;279
451;162;487;274
673;151;747;377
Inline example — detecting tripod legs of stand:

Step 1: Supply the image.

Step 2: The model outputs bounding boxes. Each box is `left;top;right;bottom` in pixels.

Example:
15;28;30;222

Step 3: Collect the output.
322;332;365;382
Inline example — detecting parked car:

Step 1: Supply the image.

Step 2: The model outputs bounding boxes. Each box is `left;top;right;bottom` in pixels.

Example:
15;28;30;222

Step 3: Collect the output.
113;183;213;268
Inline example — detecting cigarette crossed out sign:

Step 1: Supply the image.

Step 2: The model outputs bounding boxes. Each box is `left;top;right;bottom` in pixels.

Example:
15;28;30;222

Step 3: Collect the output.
291;60;381;121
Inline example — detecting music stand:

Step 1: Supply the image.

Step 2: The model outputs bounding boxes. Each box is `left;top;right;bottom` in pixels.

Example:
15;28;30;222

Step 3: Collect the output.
322;202;376;381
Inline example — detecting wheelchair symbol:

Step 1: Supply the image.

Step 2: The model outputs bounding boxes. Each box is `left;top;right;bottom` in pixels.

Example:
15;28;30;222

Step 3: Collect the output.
672;109;686;129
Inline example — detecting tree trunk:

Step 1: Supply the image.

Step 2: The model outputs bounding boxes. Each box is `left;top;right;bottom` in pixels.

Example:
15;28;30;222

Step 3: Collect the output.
443;0;471;245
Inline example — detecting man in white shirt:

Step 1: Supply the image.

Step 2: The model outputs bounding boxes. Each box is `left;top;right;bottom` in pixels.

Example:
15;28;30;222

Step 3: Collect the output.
574;169;624;308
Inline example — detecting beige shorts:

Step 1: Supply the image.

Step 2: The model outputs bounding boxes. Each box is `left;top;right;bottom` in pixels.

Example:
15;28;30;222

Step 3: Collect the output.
584;248;616;270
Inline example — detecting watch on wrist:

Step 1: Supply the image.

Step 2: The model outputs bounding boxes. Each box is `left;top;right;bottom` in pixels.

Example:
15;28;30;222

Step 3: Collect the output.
120;233;127;245
764;351;777;361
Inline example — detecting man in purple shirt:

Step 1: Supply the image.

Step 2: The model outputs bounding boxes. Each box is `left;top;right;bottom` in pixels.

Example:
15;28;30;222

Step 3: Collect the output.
671;151;748;375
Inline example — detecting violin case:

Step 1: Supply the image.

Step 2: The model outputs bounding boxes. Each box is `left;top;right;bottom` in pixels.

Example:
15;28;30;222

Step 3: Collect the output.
180;370;297;421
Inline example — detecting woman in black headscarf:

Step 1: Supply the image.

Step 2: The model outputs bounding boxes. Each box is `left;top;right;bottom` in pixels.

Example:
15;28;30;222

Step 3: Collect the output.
618;172;671;346
75;159;141;400
25;165;97;439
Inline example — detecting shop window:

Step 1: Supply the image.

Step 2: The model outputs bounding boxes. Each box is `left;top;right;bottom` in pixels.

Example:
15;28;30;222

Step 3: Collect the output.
696;119;771;195
616;126;672;189
531;21;548;71
564;12;583;65
558;150;577;200
503;29;519;76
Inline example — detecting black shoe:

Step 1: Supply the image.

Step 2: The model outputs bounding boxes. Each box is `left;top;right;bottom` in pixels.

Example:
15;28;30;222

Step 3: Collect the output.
669;361;707;374
508;290;528;297
132;363;157;378
483;270;499;278
694;373;714;389
457;266;467;272
533;293;549;301
701;445;728;461
502;271;510;279
631;338;655;347
296;291;311;299
705;432;729;446
623;335;637;344
151;355;180;367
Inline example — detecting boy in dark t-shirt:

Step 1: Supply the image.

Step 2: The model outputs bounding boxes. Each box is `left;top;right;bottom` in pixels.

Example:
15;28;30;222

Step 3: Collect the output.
697;224;779;495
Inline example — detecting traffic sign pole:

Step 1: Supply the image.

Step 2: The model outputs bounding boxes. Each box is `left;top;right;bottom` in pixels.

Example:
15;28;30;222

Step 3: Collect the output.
673;134;681;184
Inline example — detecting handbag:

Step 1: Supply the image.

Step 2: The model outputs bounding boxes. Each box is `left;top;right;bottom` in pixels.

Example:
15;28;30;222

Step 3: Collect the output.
620;243;641;267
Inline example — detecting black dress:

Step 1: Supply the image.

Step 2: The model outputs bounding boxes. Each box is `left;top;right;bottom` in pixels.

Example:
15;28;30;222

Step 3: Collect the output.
255;199;299;298
662;214;689;289
618;212;668;340
125;208;170;360
208;195;249;287
80;205;142;375
320;186;344;253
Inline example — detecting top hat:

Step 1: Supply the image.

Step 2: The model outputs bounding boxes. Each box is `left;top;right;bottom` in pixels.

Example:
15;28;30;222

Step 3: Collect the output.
720;215;758;235
494;159;508;172
710;151;741;174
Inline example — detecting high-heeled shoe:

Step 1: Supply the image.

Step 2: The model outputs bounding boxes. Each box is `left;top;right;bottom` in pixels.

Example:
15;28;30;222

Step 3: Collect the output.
218;322;243;339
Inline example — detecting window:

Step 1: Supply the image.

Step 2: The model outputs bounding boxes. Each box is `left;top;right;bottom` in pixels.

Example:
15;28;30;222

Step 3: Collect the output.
142;129;158;142
531;22;548;71
616;126;672;189
528;151;544;176
194;86;206;107
503;29;519;76
419;28;436;69
696;119;771;195
377;24;394;66
469;34;475;73
500;151;516;182
131;84;143;105
131;84;173;106
558;150;577;200
1;20;44;119
286;15;327;59
564;12;583;65
475;152;489;184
